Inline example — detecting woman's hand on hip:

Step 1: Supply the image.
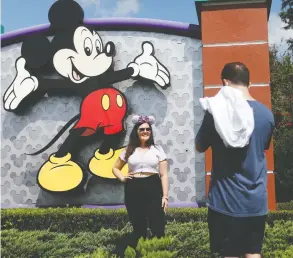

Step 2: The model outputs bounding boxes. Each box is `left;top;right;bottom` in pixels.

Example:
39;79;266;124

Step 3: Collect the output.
121;172;135;182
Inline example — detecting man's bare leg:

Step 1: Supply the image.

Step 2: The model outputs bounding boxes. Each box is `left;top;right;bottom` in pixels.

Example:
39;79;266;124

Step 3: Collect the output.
245;254;261;258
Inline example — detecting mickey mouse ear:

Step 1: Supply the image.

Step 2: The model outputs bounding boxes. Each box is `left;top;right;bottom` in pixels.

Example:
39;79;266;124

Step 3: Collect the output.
49;0;84;31
147;116;155;125
131;115;140;124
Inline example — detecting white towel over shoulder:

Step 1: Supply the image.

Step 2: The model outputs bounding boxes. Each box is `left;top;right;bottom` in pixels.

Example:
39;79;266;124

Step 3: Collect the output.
199;86;255;148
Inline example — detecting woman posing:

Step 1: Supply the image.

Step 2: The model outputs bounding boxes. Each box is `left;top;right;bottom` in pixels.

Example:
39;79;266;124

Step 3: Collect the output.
112;115;168;243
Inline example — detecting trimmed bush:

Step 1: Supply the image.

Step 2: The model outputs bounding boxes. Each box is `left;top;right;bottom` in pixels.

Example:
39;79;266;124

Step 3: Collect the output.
2;207;293;232
1;221;293;258
1;226;132;258
1;207;129;233
277;201;293;210
262;220;293;258
134;236;178;257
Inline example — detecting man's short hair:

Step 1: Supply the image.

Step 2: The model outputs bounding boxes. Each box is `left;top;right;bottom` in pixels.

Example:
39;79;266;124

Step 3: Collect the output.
221;62;250;86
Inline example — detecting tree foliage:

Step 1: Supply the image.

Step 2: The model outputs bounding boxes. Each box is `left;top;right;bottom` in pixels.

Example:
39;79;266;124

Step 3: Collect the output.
270;45;293;202
280;0;293;52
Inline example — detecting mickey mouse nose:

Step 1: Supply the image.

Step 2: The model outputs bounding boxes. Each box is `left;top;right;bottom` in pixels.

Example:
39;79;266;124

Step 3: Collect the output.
105;41;115;57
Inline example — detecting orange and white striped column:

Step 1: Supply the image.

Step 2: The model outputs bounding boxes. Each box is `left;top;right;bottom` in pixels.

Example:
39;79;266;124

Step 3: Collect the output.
195;0;276;210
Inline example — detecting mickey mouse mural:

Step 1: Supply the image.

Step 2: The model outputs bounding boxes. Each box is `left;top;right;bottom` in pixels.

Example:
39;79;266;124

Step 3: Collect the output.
3;0;170;193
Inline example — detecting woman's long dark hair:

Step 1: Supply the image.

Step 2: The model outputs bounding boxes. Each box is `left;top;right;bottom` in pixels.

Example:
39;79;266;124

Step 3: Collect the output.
124;122;155;161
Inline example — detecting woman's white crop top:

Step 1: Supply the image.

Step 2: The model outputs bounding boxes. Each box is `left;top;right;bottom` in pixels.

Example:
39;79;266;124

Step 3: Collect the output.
119;145;167;174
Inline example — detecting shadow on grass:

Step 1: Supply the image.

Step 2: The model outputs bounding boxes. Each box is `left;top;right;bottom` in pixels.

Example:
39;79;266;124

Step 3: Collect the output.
114;232;137;258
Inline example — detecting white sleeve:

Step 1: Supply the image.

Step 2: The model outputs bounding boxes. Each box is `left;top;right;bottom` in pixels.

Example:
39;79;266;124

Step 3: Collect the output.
157;145;167;161
119;149;126;162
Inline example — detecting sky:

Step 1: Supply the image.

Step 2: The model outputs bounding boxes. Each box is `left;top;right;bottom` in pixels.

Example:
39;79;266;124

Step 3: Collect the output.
1;0;292;53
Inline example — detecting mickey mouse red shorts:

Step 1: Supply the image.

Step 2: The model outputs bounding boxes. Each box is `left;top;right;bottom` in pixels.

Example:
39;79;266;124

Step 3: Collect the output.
74;88;127;136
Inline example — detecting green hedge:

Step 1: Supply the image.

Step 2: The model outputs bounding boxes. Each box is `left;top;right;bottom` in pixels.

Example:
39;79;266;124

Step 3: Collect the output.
2;220;293;258
1;207;293;232
2;208;293;232
277;201;293;210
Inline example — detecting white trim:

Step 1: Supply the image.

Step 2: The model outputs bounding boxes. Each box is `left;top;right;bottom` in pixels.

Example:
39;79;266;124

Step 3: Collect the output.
204;86;222;89
202;0;266;7
203;41;267;48
249;83;270;87
204;84;270;89
206;171;274;175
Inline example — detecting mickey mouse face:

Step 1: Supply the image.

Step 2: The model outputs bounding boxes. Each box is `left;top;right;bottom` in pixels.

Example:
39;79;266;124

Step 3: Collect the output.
53;26;114;83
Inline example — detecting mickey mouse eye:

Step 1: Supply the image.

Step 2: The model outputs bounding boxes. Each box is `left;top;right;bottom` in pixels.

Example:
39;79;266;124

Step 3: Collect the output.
95;39;102;54
84;37;93;56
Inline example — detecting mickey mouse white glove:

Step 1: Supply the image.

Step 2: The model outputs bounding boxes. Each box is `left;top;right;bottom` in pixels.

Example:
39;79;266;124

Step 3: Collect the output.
127;41;170;87
4;57;38;110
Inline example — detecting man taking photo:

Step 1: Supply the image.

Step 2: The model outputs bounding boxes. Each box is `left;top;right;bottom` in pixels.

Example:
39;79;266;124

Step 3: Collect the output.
196;62;275;258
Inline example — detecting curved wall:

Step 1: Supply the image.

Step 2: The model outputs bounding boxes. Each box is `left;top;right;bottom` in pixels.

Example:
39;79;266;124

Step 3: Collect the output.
1;19;204;207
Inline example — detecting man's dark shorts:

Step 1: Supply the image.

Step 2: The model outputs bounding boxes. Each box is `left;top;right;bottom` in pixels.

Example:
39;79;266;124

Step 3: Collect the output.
208;208;267;257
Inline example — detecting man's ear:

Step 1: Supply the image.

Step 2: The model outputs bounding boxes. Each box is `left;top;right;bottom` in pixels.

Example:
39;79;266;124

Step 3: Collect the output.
222;79;229;86
248;81;251;88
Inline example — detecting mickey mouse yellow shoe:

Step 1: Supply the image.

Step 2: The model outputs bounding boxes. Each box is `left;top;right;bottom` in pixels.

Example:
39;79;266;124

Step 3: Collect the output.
89;147;128;179
37;153;84;192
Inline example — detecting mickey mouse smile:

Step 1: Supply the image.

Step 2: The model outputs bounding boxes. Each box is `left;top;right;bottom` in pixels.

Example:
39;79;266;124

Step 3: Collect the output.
70;58;88;82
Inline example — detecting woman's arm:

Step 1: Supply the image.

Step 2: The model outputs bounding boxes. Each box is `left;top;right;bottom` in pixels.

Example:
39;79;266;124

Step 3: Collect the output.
112;158;133;182
159;160;169;212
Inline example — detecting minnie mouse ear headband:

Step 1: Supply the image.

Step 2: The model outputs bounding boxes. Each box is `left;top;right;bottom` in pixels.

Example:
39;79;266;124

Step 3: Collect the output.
132;115;155;125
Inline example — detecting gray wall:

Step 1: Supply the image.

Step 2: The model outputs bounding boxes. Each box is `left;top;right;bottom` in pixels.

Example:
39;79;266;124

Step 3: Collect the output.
1;31;205;207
